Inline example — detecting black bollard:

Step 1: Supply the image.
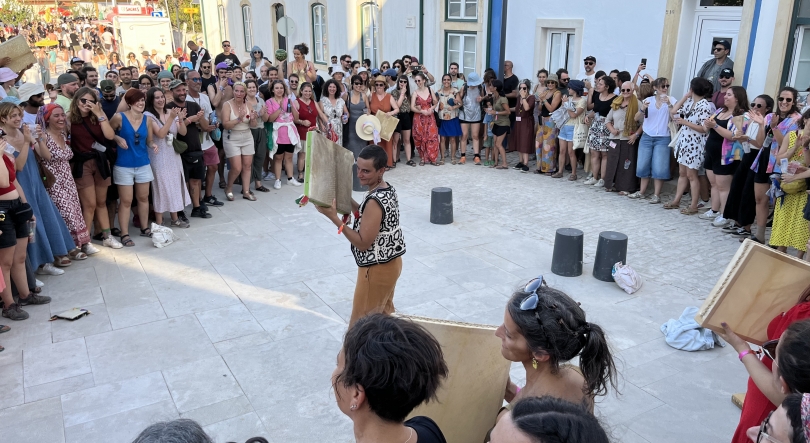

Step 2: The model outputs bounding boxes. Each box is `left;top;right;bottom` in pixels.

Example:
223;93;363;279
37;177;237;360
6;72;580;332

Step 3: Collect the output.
430;187;453;224
592;231;628;282
551;228;584;277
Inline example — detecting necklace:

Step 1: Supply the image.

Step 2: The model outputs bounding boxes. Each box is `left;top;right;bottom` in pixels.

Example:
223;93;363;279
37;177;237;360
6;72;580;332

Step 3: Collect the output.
402;428;414;443
366;180;386;195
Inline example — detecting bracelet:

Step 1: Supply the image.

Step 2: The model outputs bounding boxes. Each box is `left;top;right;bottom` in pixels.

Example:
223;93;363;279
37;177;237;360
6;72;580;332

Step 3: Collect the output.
97;115;107;122
738;349;754;361
337;223;345;235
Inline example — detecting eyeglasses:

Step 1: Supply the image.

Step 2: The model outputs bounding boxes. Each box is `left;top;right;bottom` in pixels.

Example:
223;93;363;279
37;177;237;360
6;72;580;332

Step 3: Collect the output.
778;97;794;102
751;102;764;109
519;275;546;311
79;98;97;105
756;411;782;443
584;61;594;65
190;77;202;82
713;47;725;52
621;88;632;92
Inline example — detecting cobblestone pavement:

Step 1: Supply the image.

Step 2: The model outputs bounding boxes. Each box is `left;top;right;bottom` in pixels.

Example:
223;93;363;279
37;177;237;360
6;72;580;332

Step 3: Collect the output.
0;151;748;443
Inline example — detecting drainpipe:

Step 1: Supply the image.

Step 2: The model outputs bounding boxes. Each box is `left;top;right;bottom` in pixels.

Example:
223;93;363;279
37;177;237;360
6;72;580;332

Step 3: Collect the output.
419;0;424;62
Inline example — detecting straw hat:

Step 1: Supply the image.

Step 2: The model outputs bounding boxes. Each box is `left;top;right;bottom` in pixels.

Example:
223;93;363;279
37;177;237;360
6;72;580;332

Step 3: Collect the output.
356;114;381;141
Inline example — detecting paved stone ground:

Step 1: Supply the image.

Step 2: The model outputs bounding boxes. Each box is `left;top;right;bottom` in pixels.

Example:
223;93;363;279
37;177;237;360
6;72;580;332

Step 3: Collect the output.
0;152;749;443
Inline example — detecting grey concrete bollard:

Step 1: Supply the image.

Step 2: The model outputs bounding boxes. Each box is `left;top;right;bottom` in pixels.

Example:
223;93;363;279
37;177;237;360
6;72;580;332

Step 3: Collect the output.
592;231;628;282
551;228;584;277
352;163;368;192
430;187;453;224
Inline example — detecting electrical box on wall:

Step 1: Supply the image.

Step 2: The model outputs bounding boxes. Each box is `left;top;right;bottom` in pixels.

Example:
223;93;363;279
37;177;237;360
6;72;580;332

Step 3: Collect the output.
406;16;416;28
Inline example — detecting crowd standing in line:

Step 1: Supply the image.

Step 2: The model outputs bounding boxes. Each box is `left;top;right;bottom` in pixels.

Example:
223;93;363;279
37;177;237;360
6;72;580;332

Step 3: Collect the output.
3;21;810;442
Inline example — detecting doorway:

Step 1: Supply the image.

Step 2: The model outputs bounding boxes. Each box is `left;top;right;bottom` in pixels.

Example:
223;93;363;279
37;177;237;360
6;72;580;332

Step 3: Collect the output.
274;4;287;52
689;17;739;81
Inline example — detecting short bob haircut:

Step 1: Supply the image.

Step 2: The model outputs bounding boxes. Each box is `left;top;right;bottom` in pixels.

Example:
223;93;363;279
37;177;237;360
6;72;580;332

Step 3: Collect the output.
510;396;610;443
334;314;448;423
124;88;146;106
358;145;388;171
690;77;714;98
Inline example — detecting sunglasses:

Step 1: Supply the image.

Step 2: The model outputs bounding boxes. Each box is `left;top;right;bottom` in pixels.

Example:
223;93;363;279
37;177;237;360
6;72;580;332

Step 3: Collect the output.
719;75;732;79
713;47;725;52
621;88;632;92
375;83;385;87
79;98;97;105
750;102;764;108
756;411;780;443
584;61;594;65
191;77;202;82
546;81;557;85
202;66;211;69
778;97;794;102
398;80;408;84
760;339;778;362
149;70;159;74
560;78;569;82
353;82;362;86
519;275;546;311
223;44;230;48
252;51;260;54
660;84;670;88
519;87;527;90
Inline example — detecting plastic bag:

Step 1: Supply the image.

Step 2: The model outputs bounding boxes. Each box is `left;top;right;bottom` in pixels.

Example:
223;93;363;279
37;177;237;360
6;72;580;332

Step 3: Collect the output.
612;262;642;294
150;222;178;248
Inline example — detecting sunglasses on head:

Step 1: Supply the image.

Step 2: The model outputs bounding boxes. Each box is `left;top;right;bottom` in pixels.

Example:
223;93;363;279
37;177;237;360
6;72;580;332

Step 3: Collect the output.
750;102;764;108
79;98;96;105
519;275;546;311
778;97;794;102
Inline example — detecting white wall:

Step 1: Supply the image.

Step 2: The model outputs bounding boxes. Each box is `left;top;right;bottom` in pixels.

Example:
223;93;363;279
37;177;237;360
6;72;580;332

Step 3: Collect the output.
504;0;667;83
744;0;779;96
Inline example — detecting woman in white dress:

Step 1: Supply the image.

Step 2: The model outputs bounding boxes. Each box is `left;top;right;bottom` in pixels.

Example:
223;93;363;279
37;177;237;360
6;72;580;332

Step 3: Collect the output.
318;79;347;146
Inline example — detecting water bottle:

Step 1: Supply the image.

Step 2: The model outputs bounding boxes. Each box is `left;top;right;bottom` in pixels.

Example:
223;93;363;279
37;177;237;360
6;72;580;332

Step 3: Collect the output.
763;128;773;148
624;159;631;170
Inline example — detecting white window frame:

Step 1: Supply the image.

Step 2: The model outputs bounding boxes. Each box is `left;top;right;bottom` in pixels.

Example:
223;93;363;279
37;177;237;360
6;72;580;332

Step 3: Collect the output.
446;32;477;77
241;5;253;50
361;2;380;67
788;25;810;91
217;4;227;40
546;29;575;74
447;0;477;20
311;4;327;64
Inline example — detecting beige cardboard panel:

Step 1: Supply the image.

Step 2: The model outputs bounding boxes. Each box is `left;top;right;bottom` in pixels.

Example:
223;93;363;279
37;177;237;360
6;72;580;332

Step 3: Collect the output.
406;316;510;443
305;131;355;214
0;36;37;75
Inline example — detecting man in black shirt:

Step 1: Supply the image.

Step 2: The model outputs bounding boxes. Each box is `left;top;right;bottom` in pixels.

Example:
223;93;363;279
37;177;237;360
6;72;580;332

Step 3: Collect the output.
199;60;216;95
502;60;519;151
99;80;120;119
166;80;212;219
214;40;240;69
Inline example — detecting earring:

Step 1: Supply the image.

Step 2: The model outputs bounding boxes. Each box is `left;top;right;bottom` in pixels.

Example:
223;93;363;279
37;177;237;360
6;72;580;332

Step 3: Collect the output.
350;404;356;410
532;358;538;369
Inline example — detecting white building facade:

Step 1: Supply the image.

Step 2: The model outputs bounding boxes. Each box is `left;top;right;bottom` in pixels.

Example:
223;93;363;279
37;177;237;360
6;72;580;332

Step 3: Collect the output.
198;0;810;100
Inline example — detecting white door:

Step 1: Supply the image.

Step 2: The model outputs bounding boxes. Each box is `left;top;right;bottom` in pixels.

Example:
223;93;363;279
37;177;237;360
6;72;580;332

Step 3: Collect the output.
689;17;740;83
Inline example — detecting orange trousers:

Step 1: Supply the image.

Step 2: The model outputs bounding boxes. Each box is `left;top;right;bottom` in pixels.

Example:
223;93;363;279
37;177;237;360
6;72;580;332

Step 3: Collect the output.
349;255;403;326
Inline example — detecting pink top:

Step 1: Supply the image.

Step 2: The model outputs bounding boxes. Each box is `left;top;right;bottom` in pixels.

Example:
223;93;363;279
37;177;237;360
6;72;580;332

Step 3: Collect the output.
266;97;295;145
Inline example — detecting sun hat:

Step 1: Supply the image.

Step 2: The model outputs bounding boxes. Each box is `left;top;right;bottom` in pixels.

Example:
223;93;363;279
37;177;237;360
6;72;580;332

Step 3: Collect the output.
546;73;559;84
0;68;16;83
157;70;174;81
466;72;483;87
373;75;387;85
356;114;381;141
141;50;150;56
358;67;367;73
17;82;45;102
331;69;344;78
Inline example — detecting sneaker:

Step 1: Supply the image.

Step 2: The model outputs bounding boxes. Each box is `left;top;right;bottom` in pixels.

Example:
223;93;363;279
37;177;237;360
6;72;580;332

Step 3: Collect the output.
699;209;720;220
722;224;741;233
103;236;123;249
288;178;302;187
2;303;29;321
177;211;189;224
732;228;752;237
513;162;524;170
593;179;605;187
521;165;529;172
473;157;481;165
273;179;282;190
82;243;100;255
266;172;277;180
712;215;731;227
627;191;643;199
19;293;51;306
203;195;224;207
35;279;44;288
583;177;596;185
171;219;190;228
36;263;64;276
190;208;213;219
697;199;709;209
649;195;661;204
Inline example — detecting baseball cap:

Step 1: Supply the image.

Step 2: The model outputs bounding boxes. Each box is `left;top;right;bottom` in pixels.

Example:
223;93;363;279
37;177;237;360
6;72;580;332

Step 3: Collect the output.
383;68;399;78
99;80;116;93
57;73;79;87
584;55;596;63
713;40;731;50
215;62;229;71
168;79;184;90
69;57;83;65
145;63;161;72
719;68;734;78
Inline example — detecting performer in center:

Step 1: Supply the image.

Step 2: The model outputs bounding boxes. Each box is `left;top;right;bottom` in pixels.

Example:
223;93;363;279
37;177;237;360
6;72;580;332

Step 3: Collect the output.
315;145;405;326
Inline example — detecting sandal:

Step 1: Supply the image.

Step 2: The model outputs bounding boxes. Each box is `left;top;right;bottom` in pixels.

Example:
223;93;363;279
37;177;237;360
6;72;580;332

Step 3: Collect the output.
255;186;270;193
551;172;564;178
419;161;425;166
407;160;416;167
111;228;122;237
431;162;440;166
663;202;680;209
618;191;629;196
54;256;72;267
495;165;508;170
219;181;226;189
568;174;578;181
0;324;9;333
92;232;104;242
225;192;235;201
297;174;304;181
680;207;699;215
390;163;396;169
243;193;257;201
139;228;152;237
68;249;88;261
120;234;135;247
451;160;457;165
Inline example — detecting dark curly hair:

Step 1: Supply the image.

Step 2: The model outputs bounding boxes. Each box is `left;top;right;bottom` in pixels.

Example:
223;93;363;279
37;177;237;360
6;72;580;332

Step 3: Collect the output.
777;318;810;394
511;396;610;443
507;284;617;398
334;314;448;423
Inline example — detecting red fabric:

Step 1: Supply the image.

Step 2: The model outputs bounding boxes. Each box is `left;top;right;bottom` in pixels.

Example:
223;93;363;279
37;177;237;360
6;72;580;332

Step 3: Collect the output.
295;98;318;141
369;93;394;167
0;154;17;196
731;301;810;443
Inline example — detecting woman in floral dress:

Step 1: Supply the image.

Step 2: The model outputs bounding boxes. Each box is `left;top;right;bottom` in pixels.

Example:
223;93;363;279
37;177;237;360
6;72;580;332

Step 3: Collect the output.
410;72;440;165
41;104;97;257
144;87;191;227
317;79;346;146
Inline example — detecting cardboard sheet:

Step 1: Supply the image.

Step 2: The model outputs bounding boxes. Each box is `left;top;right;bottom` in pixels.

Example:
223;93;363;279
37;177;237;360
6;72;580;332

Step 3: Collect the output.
0;36;37;75
405;316;510;443
375;110;399;142
304;131;354;214
695;240;810;344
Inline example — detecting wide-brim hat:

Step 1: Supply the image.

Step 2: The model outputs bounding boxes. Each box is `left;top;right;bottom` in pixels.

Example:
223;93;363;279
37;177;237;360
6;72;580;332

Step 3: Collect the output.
356;114;381;141
17;82;45;102
0;68;16;83
546;73;559;84
467;72;483;86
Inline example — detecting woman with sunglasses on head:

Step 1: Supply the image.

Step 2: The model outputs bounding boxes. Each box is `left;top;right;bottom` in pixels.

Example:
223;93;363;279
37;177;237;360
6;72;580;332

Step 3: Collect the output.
583;76;617;187
143;86;191;228
332;314;449;443
137;74;154;92
602;81;641;193
458;72;484;165
719;301;810;443
369;75;399;168
531;69;548;125
535;74;562;174
488;396;610;443
630;77;674;203
747;393;810;443
345;75;371;159
436;74;462;166
318;79;347;147
494;276;617;418
512;79;536;173
109;88;156;245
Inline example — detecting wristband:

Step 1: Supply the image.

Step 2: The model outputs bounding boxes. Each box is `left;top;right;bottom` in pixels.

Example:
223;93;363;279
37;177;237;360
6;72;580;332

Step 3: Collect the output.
738;349;754;361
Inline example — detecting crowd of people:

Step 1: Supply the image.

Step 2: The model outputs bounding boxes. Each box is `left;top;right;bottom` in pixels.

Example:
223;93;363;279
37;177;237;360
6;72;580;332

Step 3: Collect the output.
2;19;810;441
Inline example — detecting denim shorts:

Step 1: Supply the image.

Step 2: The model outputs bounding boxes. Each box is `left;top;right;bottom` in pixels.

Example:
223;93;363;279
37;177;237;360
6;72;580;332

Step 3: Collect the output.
558;124;575;142
636;133;671;180
113;165;154;185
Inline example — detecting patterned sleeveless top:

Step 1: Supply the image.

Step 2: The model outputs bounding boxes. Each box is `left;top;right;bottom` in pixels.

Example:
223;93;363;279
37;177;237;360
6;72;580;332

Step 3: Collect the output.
351;185;406;267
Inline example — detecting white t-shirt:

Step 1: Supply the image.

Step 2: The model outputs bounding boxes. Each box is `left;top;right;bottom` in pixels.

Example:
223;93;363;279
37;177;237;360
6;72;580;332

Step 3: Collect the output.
642;95;677;137
101;31;113;46
578;72;595;94
187;93;215;150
